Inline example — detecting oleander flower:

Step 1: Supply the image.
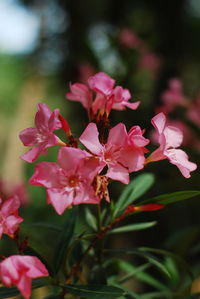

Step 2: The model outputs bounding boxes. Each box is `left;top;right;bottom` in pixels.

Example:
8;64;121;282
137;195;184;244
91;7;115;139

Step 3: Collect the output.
147;112;197;178
0;196;23;239
80;122;148;184
0;255;49;299
19;103;62;163
66;72;139;116
29;147;101;214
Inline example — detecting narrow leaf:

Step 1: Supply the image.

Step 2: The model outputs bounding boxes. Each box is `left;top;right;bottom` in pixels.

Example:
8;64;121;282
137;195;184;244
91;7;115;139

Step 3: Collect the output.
0;277;49;298
118;263;151;284
105;249;172;279
85;207;97;231
63;284;127;299
109;221;157;234
114;173;155;217
139;191;200;206
53;207;78;274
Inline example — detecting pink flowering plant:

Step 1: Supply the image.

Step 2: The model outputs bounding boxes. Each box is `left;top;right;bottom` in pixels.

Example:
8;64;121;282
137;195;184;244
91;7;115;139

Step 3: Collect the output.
0;72;199;299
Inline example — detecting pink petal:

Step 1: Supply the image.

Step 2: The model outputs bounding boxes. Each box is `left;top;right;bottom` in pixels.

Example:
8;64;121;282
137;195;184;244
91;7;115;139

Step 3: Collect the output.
47;188;73;215
88;72;115;96
58;147;88;172
66;83;92;109
19;128;38;146
22;256;49;278
147;147;166;162
120;147;145;172
79;123;103;155
165;149;197;178
106;164;130;184
3;215;23;235
20;145;47;163
48;108;62;131
107;123;127;146
29;162;62;188
151;112;166;135
17;275;32;299
79;156;104;180
163;126;183;148
35;103;52;131
0;257;19;285
1;196;21;215
73;184;100;205
125;101;140;110
92;93;107;114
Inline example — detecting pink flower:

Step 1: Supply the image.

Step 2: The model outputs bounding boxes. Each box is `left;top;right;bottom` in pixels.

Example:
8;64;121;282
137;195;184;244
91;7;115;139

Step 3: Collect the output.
139;52;161;74
88;72;115;96
0;196;23;239
79;123;148;184
160;78;187;113
118;28;141;49
66;83;92;110
19;103;62;163
110;86;140;111
0;255;49;299
147;112;197;178
29;147;101;215
66;72;140;116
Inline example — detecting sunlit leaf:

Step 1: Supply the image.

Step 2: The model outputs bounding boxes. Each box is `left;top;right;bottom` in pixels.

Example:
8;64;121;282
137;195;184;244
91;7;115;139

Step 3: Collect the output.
109;221;157;234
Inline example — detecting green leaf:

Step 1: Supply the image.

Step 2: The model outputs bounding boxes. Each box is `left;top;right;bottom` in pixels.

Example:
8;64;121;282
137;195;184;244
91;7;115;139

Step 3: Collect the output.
85;207;97;231
137;247;193;280
118;263;151;284
63;284;127;299
114;173;155;217
23;222;61;231
109;221;157;234
0;277;49;298
139;191;200;206
105;249;172;279
53;207;78;274
0;286;20;297
104;259;168;291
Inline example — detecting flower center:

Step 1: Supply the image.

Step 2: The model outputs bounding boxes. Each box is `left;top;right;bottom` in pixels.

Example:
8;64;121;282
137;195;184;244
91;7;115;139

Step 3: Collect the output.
68;175;79;187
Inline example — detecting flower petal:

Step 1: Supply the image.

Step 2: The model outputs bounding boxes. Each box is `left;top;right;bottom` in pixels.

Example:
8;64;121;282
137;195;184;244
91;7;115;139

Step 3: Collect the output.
151;112;166;135
58;147;88;172
106;164;130;184
88;72;115;96
47;188;73;215
165;149;197;178
79;123;103;155
19;128;38;146
29;162;62;188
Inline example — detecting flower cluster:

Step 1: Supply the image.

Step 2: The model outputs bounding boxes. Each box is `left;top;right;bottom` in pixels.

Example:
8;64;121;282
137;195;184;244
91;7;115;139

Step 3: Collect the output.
19;72;197;216
66;72;140;118
0;72;197;299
